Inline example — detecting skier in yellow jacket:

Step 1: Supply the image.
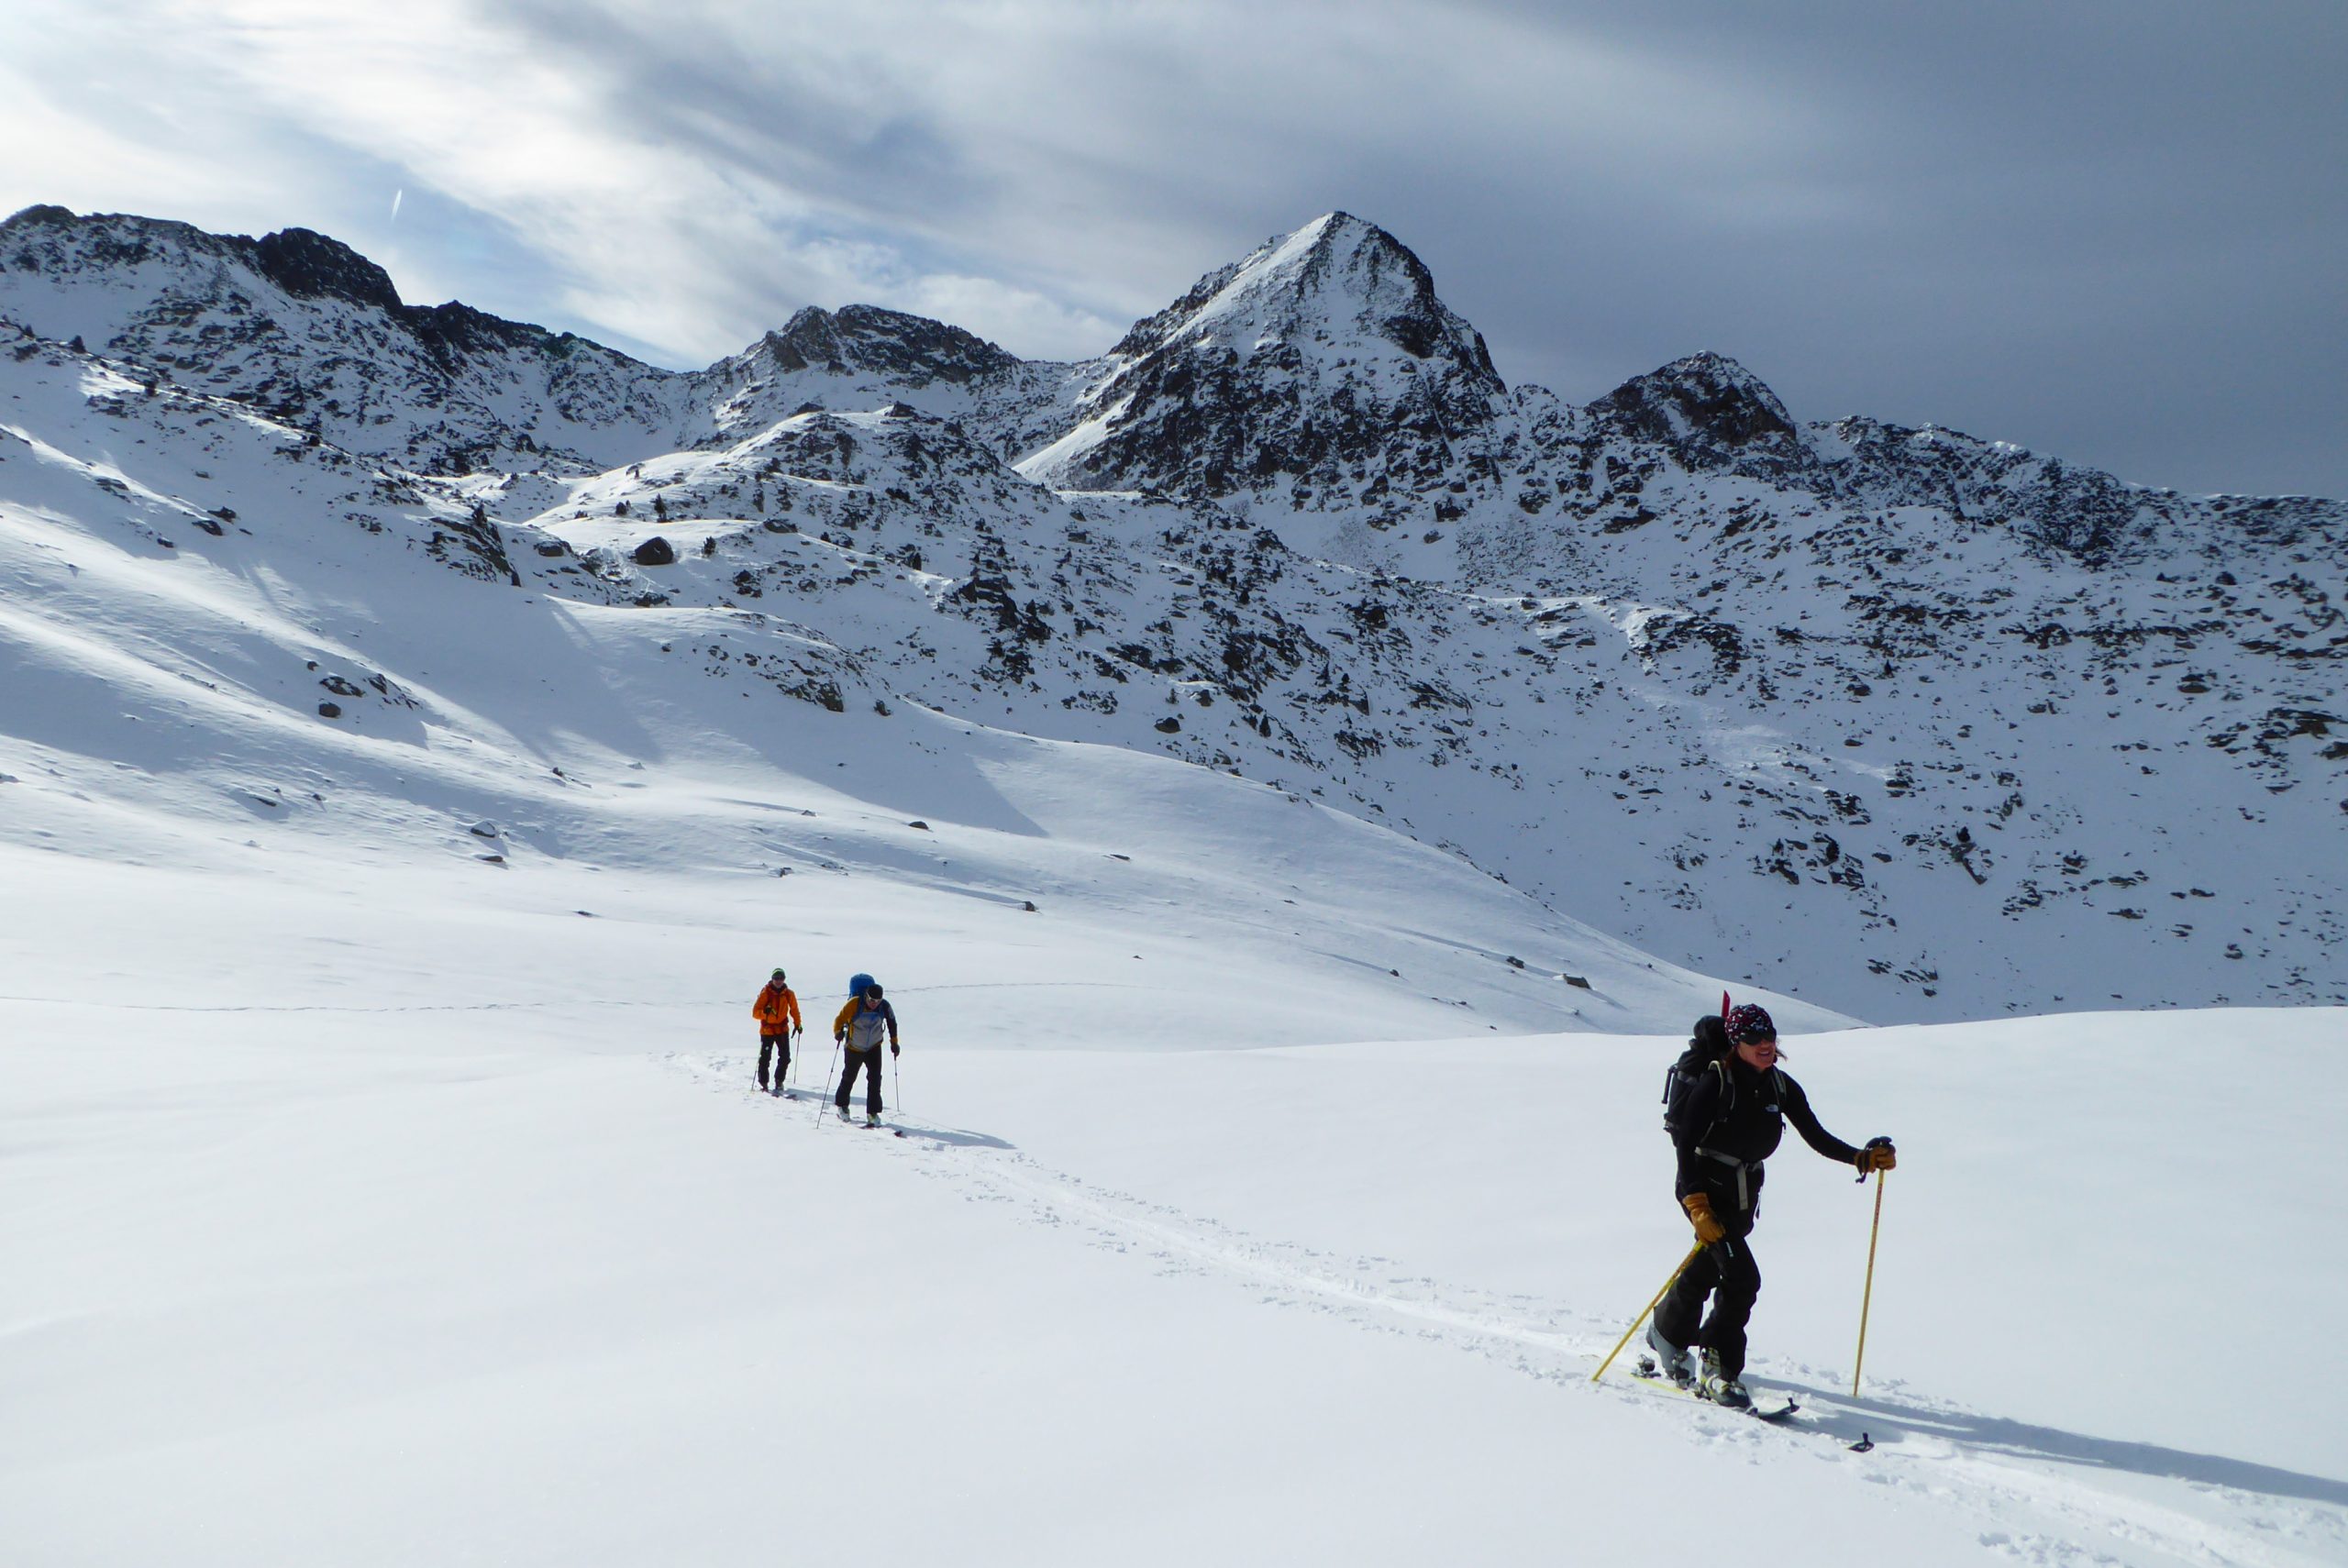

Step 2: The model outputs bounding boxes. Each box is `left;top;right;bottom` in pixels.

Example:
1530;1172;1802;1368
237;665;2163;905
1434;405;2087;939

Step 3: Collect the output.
830;980;900;1123
752;969;803;1097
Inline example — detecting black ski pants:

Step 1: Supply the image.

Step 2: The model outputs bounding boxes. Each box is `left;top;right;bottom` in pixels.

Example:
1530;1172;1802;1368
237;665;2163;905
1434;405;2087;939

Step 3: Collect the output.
758;1033;792;1089
836;1047;883;1115
1653;1199;1761;1379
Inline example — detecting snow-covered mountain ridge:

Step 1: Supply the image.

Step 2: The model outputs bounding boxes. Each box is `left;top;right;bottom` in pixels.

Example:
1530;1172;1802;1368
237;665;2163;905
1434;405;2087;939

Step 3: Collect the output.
3;202;2340;1021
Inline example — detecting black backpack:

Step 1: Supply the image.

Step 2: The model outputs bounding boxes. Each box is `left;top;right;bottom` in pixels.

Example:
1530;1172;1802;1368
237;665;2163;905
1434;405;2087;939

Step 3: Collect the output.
1662;1014;1733;1139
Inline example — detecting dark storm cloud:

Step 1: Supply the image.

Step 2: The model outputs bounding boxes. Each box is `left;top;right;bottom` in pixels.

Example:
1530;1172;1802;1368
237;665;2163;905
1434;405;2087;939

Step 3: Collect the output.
1423;1;2348;495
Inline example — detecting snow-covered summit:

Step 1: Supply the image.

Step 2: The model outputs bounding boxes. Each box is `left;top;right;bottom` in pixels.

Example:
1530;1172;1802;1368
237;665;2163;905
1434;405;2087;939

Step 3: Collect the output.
1108;212;1500;383
0;204;681;473
3;204;399;316
1011;213;1504;510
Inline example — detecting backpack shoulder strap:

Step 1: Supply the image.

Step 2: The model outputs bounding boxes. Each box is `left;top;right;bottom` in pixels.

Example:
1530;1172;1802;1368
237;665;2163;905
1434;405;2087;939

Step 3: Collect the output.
1689;1059;1739;1147
1674;1055;1733;1137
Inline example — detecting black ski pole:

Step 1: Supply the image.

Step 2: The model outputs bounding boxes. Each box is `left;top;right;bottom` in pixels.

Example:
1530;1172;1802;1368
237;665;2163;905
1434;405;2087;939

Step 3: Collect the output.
814;1038;840;1126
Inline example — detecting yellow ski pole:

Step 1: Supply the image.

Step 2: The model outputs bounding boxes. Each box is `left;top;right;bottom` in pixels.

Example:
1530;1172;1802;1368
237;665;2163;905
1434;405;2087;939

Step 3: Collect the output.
1592;1242;1706;1383
1851;1168;1888;1397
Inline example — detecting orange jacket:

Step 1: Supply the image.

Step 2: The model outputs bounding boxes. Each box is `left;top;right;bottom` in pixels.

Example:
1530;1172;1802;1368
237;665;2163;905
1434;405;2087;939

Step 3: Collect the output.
753;982;801;1032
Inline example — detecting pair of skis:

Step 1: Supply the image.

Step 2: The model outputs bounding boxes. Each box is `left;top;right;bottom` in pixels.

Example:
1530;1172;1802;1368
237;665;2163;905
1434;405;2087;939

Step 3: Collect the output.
1624;1352;1878;1455
1627;1356;1880;1452
1631;1355;1800;1423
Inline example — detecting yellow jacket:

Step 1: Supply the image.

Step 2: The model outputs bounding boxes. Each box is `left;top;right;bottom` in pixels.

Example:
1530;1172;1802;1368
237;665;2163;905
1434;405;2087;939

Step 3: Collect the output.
833;995;898;1050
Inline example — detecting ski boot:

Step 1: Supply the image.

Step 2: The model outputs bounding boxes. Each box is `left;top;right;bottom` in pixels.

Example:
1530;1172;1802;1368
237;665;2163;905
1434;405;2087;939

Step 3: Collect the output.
1697;1349;1751;1409
1645;1322;1693;1386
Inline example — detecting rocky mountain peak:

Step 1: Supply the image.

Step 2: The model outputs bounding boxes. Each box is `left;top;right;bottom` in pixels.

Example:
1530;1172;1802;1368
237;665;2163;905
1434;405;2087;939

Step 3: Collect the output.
0;204;676;474
3;203;78;232
250;227;405;315
757;304;1018;387
1588;350;1812;480
1593;351;1795;447
1013;213;1505;513
1111;211;1500;390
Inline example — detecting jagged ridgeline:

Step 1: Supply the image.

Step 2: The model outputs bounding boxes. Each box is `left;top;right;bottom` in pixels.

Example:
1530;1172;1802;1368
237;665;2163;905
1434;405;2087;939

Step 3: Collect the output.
2;203;2341;1020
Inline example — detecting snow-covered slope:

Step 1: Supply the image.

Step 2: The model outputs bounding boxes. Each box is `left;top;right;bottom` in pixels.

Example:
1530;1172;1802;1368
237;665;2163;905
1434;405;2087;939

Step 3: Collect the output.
6;833;2342;1566
3;202;2342;1021
0;337;1789;1038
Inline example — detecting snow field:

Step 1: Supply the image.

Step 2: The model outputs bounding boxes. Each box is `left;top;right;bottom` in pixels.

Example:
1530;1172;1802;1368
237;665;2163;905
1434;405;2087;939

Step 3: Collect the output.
4;836;2342;1566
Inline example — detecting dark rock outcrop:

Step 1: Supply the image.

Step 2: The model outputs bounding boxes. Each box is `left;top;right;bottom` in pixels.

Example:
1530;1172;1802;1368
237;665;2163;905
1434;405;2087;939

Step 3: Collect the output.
252;227;404;314
1589;351;1815;483
759;304;1015;387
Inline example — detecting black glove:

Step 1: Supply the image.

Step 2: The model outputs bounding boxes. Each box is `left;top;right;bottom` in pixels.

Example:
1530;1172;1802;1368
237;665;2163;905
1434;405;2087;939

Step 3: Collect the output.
890;1042;901;1057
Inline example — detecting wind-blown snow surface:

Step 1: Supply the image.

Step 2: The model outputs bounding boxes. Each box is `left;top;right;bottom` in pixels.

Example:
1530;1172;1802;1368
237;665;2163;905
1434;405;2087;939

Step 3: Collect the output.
6;827;2343;1564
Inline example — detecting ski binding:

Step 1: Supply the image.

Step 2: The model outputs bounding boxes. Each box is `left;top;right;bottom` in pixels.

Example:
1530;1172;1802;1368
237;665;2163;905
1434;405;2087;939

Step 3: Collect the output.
1632;1355;1799;1422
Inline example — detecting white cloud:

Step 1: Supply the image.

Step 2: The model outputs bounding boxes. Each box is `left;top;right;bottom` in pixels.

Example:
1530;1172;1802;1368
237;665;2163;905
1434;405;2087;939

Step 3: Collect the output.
1;0;1831;365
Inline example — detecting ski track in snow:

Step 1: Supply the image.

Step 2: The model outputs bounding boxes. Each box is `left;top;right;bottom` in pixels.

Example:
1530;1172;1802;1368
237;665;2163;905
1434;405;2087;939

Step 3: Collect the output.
664;1049;2347;1568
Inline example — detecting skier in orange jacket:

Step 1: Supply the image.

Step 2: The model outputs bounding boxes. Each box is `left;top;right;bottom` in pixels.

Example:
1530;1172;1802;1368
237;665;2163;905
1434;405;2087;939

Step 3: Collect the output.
753;968;803;1096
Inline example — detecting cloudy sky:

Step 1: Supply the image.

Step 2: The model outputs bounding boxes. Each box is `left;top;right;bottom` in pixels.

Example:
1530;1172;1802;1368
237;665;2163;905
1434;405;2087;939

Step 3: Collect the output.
5;0;2342;497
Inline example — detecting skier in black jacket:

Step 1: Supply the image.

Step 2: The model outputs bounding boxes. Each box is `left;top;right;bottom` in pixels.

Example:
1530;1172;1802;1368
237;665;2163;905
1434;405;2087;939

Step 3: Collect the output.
1648;1002;1896;1408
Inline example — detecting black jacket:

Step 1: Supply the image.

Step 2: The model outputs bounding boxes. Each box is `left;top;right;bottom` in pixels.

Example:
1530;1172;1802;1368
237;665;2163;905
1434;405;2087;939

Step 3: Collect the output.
1672;1056;1860;1209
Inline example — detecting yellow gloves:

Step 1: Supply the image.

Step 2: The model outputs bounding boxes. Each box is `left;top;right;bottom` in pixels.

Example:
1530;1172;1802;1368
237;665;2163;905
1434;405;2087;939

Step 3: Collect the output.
1856;1139;1897;1174
1682;1192;1726;1246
